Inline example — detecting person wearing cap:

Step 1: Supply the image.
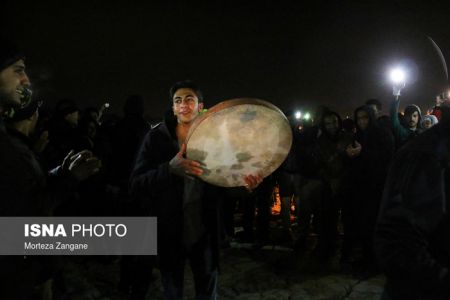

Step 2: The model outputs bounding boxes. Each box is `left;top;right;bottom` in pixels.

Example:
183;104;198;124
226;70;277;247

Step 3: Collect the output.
43;98;83;168
421;114;439;130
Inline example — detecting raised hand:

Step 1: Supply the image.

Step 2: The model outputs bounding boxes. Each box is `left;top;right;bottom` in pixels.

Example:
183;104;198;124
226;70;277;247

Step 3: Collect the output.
62;150;101;181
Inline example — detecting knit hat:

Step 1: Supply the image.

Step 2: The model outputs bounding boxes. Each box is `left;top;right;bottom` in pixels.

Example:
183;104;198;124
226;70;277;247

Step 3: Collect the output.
421;114;438;127
0;37;25;72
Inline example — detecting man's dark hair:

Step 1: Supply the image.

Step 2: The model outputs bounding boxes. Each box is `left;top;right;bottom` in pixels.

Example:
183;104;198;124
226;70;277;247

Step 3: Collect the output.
365;98;382;111
169;80;204;103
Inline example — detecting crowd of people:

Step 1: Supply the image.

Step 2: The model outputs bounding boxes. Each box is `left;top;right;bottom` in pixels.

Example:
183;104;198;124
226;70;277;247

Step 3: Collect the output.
1;38;449;300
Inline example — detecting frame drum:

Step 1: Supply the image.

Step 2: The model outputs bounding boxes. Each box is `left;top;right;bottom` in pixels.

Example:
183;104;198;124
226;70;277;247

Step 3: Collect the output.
186;98;292;187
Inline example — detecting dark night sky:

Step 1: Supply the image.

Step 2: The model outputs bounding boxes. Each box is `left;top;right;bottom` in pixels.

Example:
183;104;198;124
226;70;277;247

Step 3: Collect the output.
2;1;450;120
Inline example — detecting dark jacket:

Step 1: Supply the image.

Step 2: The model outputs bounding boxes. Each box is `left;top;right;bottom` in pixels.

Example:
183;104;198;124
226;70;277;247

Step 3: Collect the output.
375;122;450;299
111;114;150;189
129;114;223;269
350;106;395;196
0;120;78;216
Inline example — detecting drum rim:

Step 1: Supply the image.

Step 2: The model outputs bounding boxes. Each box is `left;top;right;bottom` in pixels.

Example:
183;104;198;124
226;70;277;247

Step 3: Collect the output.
186;98;289;144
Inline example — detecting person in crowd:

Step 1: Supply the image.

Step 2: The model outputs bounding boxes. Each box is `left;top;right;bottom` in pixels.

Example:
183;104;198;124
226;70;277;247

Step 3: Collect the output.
366;98;393;133
375;94;450;299
343;105;394;275
365;99;383;119
390;96;423;147
429;92;447;121
77;114;98;151
293;106;331;252
44;98;82;168
421;114;439;130
108;95;153;299
83;106;100;124
0;38;101;299
129;80;261;299
309;110;353;258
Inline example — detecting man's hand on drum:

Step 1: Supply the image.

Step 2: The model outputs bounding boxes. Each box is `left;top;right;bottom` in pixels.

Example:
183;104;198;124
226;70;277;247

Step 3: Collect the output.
169;143;203;178
243;174;263;192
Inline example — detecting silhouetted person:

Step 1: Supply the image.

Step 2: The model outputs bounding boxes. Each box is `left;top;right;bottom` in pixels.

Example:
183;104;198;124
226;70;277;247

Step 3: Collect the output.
375;97;450;299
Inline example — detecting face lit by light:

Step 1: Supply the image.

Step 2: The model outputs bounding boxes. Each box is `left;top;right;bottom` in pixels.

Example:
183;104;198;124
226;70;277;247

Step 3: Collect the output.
405;111;419;129
172;88;204;124
0;59;31;109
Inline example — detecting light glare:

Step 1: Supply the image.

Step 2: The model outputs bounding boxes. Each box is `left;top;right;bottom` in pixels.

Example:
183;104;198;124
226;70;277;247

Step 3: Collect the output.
390;68;405;84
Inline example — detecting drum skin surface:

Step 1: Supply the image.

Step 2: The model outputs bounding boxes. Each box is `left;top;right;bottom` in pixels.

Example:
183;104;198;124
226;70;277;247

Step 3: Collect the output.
186;98;292;187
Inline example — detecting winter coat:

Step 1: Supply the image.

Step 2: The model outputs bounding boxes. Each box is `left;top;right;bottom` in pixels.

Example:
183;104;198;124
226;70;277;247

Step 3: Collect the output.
375;122;450;299
129;114;224;269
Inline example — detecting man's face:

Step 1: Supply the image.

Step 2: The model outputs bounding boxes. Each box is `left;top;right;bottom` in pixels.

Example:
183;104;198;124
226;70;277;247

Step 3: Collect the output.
0;60;30;110
405;111;419;129
172;88;203;124
356;110;370;131
323;115;339;136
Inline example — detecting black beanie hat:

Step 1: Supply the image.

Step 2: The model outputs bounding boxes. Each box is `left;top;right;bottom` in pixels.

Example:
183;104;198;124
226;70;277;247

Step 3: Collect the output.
0;37;25;72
